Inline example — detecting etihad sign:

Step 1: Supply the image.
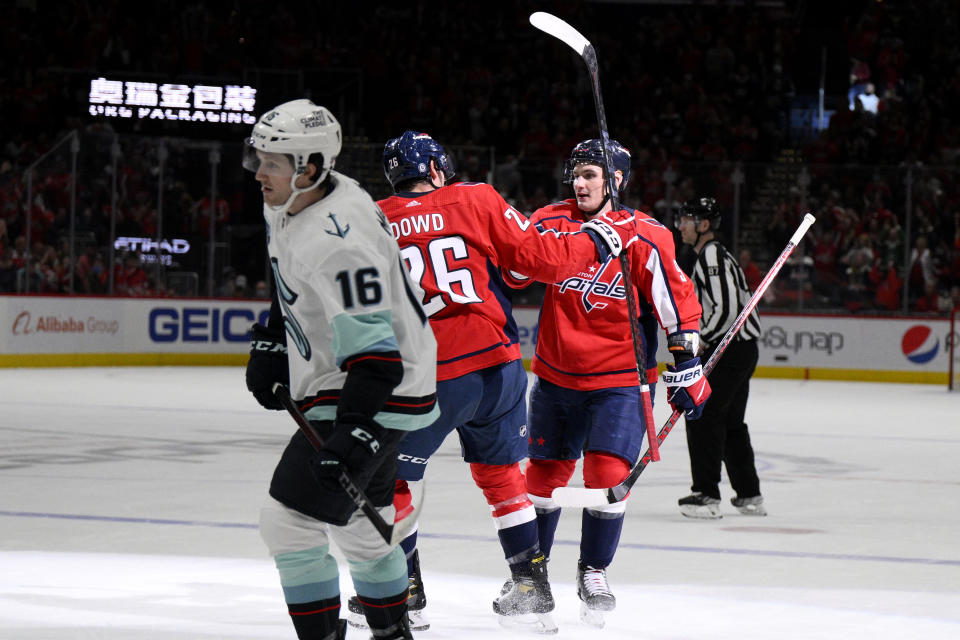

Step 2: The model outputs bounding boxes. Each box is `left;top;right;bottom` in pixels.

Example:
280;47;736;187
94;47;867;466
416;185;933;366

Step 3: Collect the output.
114;237;190;254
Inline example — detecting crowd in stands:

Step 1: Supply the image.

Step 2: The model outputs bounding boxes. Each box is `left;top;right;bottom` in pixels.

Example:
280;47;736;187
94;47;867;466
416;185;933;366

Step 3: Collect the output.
1;1;958;314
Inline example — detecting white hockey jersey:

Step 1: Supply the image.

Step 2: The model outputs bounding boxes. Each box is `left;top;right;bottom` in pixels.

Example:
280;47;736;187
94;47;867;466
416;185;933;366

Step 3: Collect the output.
264;171;439;431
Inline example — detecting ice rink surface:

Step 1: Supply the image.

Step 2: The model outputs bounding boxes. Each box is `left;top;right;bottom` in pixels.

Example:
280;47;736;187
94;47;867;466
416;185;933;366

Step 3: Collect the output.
1;366;958;639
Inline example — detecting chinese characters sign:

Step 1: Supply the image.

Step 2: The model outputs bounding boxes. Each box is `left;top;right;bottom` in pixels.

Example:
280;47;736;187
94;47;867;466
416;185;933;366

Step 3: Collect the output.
88;78;257;124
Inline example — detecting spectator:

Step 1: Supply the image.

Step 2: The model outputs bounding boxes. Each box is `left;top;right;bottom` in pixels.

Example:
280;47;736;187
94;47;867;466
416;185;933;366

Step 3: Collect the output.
913;279;940;313
856;83;879;115
234;274;251;298
870;261;902;311
949;285;960;310
114;252;149;297
908;235;935;298
216;267;238;297
739;248;763;292
843;250;874;312
0;253;13;292
848;57;871;110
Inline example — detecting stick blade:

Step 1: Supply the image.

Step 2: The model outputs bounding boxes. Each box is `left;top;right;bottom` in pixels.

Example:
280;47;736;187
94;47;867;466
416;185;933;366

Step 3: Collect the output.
551;485;614;509
529;12;590;56
389;481;425;545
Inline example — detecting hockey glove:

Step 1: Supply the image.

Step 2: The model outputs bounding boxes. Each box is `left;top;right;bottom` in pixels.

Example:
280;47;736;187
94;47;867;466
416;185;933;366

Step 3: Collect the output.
662;357;711;420
310;414;386;491
245;323;288;410
581;209;638;261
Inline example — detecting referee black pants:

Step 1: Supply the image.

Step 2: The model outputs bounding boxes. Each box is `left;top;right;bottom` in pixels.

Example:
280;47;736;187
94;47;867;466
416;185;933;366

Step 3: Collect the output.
684;339;761;500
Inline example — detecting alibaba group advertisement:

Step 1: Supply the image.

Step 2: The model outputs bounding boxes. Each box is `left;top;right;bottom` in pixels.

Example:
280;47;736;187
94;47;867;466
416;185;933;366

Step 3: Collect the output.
1;296;270;366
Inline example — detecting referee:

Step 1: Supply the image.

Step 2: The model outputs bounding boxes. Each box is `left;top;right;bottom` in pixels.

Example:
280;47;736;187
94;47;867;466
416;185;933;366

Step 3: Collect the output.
674;197;766;519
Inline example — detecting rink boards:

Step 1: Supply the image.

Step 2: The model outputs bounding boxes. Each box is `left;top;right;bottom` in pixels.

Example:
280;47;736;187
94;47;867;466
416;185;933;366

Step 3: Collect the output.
0;296;953;384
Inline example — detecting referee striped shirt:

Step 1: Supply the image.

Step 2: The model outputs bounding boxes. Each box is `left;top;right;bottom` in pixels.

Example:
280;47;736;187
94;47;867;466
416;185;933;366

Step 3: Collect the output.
693;240;761;347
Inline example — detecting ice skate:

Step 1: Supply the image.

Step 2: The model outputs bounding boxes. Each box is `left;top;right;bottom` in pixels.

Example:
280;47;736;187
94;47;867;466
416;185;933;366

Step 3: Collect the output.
346;592;427;632
405;549;429;630
370;615;413;640
731;495;767;516
321;619;346;640
576;560;615;628
679;492;722;519
347;550;429;632
492;553;557;634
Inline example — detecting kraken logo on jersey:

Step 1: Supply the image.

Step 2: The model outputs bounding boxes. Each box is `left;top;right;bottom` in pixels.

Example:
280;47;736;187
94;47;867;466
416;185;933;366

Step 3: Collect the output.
270;258;312;360
325;212;350;238
555;260;626;313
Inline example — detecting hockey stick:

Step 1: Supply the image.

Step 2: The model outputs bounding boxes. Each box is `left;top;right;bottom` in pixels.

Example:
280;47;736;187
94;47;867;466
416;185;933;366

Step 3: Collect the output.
529;11;660;462
272;383;423;545
552;213;817;507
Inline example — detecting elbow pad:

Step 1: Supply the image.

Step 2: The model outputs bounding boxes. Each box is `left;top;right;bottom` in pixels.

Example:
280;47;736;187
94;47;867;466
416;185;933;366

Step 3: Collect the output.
502;269;533;289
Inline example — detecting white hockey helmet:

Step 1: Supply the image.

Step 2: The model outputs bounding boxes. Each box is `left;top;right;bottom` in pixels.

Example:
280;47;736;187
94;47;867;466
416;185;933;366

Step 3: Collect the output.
243;99;342;184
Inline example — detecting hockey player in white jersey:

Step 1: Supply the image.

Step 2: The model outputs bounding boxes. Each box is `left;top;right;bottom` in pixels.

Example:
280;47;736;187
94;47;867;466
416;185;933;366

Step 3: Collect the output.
242;99;438;640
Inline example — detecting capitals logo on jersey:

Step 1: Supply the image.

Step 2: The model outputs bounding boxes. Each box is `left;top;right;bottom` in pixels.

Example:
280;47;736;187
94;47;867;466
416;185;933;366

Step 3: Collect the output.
555;259;626;313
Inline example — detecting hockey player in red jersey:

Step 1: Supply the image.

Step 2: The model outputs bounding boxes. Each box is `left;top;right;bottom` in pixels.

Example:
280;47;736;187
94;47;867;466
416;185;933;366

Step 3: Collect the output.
345;131;637;634
504;138;711;627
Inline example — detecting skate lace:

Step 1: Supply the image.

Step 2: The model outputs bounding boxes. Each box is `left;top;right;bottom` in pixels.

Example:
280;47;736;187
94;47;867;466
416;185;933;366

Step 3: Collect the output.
581;567;611;596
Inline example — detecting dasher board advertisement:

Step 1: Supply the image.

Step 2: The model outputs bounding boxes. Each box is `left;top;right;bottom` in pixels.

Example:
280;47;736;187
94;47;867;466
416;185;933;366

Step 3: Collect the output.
1;296;270;367
512;306;953;385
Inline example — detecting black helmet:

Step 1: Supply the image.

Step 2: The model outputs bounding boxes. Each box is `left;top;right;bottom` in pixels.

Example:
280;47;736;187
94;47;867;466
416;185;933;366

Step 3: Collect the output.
677;197;721;230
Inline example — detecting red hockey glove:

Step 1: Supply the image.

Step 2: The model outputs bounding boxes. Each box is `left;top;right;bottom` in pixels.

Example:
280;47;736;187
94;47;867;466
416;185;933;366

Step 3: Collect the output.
662;357;711;420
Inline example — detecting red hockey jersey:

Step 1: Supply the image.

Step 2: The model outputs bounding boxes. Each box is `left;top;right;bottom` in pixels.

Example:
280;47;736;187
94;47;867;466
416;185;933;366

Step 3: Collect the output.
379;183;605;381
508;199;702;391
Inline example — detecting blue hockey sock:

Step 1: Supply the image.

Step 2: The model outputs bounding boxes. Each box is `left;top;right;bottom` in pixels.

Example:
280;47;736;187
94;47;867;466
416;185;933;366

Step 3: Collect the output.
497;519;541;574
580;508;624;568
534;506;562;559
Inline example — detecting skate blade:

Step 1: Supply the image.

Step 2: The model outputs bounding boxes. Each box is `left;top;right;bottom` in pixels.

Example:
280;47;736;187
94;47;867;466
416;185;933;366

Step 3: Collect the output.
346;611;368;630
497;612;558;635
408;608;430;631
735;505;768;516
679;505;722;519
579;602;606;629
347;610;429;632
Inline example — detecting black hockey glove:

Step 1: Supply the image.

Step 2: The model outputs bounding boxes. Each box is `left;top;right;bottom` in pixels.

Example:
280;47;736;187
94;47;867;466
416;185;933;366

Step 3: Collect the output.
245;323;288;411
310;414;385;491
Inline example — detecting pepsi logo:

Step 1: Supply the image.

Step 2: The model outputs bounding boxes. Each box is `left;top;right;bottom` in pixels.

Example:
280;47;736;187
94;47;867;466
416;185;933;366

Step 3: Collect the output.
901;325;939;364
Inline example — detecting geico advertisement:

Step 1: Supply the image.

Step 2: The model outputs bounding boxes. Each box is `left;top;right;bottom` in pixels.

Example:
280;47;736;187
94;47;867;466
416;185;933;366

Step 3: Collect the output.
2;296;270;354
758;313;953;372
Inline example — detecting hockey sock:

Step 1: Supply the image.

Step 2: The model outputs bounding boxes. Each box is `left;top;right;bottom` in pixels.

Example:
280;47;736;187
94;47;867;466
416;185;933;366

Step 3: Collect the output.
579;451;629;566
355;588;409;633
580;508;624;568
287;596;342;639
498;519;541;574
525;458;577;558
534;504;562;558
470;462;541;570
